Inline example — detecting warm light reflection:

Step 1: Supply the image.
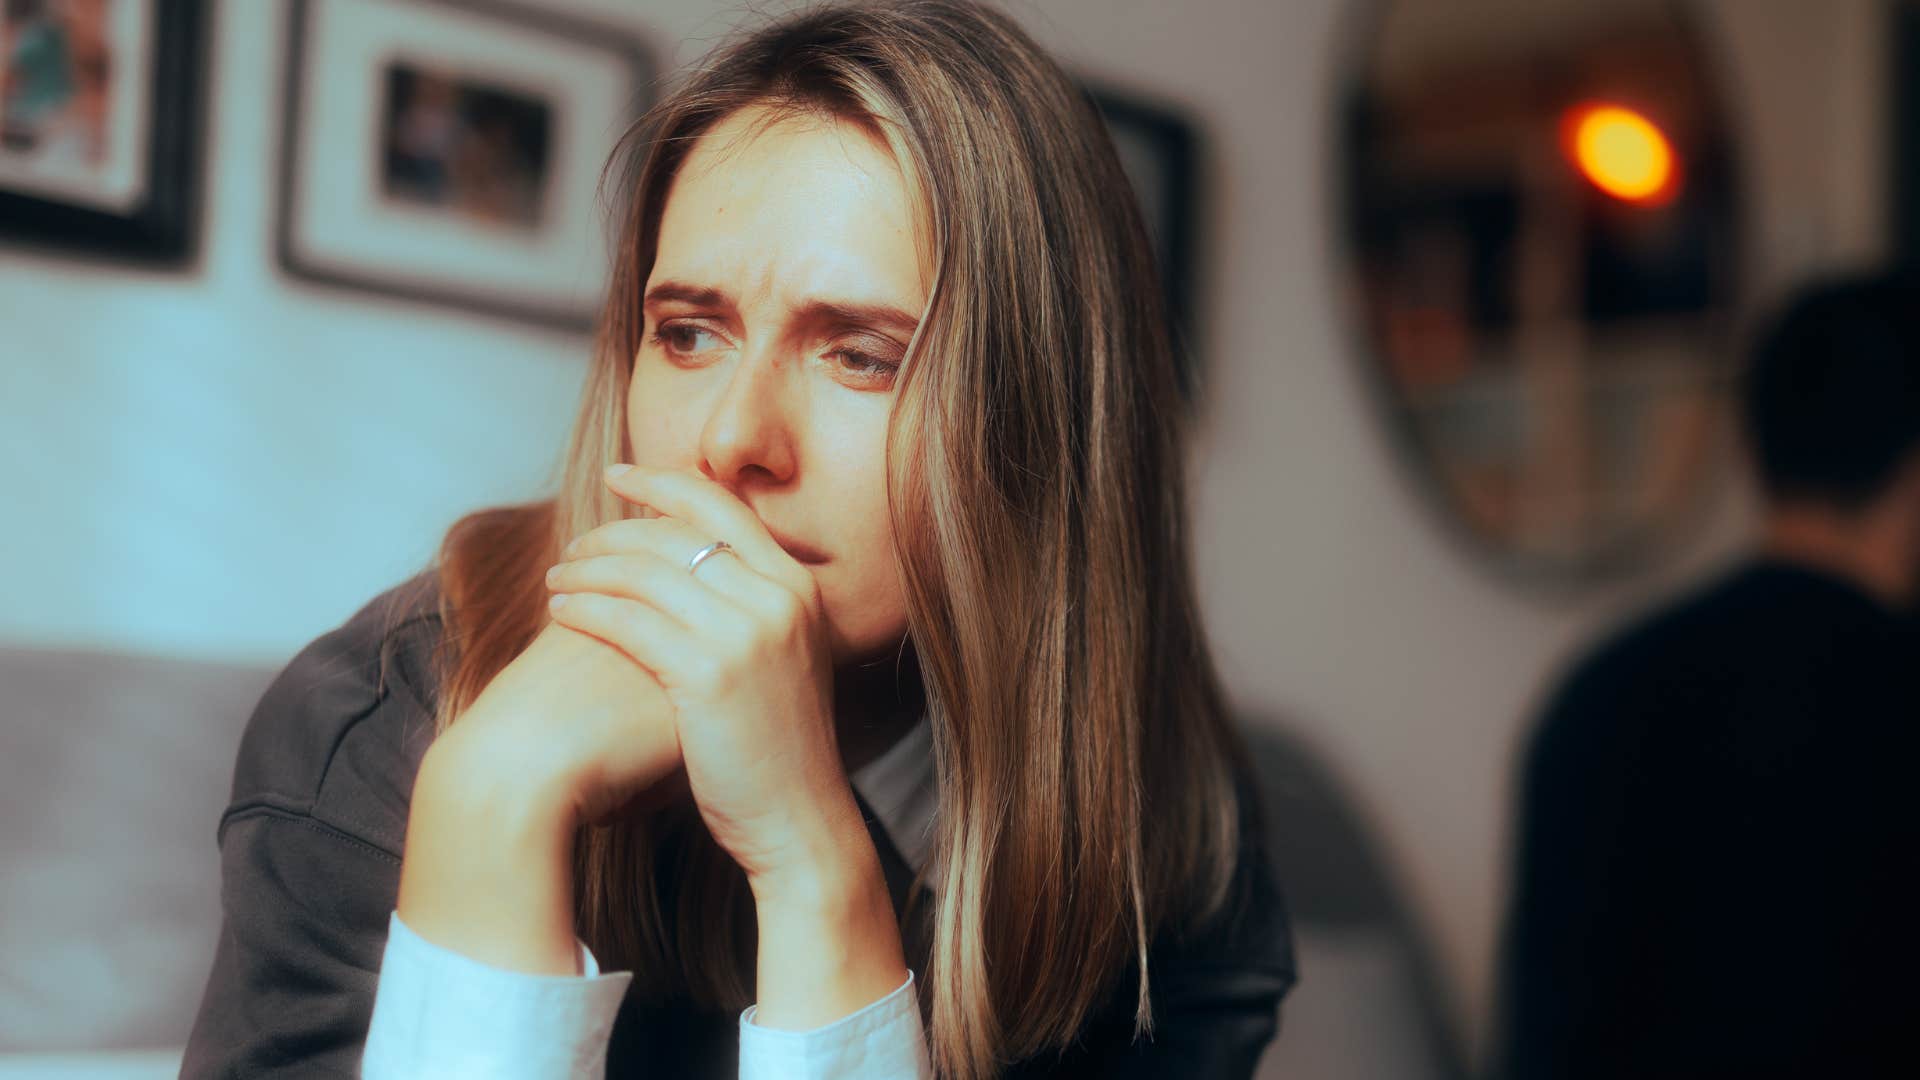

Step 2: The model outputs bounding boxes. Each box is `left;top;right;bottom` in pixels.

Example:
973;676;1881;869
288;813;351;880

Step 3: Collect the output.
1565;104;1679;205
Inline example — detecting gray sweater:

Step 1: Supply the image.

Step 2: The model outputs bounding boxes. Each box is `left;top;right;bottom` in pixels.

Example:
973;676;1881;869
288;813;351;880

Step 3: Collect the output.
180;571;1296;1078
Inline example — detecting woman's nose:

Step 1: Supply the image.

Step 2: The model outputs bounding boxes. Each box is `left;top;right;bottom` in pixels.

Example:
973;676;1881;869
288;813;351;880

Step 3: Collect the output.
697;347;797;487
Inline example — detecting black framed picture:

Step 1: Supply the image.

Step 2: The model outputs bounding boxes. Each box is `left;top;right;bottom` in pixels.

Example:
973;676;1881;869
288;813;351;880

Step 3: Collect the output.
277;0;655;332
1087;83;1202;401
0;0;208;262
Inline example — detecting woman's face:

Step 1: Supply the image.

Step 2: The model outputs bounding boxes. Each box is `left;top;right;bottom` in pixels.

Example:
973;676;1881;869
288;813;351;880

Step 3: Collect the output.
626;104;924;665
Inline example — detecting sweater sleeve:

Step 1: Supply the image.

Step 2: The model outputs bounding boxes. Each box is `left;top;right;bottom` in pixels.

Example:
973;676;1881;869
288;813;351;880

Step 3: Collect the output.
180;574;445;1078
180;809;404;1078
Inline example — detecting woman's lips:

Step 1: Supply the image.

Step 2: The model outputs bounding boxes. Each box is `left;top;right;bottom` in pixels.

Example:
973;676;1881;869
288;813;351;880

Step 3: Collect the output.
766;528;830;565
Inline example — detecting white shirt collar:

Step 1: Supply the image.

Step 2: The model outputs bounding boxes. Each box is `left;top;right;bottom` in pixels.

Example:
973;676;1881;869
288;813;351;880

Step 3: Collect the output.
847;711;937;875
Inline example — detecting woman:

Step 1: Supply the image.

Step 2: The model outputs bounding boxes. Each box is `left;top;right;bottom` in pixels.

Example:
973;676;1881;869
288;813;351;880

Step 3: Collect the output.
180;2;1295;1077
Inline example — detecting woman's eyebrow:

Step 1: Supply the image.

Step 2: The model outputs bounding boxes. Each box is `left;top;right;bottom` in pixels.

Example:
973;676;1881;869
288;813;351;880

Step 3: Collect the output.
796;299;920;337
643;280;919;335
643;281;729;309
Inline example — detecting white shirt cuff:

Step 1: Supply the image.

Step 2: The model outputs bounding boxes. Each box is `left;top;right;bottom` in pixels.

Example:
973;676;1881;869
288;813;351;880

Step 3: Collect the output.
361;909;633;1079
739;969;933;1080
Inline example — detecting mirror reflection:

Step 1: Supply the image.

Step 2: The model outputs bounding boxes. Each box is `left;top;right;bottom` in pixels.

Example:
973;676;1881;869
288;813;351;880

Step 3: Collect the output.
1345;0;1741;581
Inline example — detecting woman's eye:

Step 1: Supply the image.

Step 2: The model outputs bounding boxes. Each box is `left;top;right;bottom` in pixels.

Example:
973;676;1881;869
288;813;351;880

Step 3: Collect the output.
830;346;902;386
652;322;722;356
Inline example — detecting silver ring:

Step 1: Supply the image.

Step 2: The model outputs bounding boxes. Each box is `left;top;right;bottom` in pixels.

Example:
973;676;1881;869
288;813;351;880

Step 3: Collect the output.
685;540;734;575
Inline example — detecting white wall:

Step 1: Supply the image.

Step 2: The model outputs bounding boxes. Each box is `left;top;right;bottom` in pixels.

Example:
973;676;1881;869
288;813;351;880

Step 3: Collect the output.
0;0;1890;1069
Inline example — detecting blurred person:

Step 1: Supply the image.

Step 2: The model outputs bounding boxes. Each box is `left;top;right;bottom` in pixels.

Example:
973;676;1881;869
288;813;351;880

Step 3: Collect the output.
179;2;1295;1078
1497;269;1920;1078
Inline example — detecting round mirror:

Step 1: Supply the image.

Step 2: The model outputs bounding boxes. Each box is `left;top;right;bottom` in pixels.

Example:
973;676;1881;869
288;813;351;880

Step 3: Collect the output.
1343;0;1741;583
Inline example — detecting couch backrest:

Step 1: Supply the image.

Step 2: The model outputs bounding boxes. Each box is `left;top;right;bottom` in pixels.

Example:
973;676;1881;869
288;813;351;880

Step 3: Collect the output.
0;646;276;1052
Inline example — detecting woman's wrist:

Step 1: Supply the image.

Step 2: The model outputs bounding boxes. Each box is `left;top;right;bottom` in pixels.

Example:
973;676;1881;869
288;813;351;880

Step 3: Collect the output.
741;780;872;903
416;723;589;836
394;730;585;976
429;690;616;820
747;791;909;1029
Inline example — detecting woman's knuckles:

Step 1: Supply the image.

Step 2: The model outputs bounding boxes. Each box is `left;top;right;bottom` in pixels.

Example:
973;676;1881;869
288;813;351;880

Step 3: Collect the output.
452;622;682;826
570;517;695;561
548;552;667;601
675;654;728;695
752;587;803;632
683;636;770;693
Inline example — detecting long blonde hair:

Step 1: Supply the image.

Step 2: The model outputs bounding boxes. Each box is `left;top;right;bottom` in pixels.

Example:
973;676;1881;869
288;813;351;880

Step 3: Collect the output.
419;3;1249;1075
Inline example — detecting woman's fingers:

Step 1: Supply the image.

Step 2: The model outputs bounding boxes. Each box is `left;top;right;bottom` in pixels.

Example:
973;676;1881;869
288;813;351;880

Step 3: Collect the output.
558;517;790;617
565;514;703;562
547;550;753;631
600;465;801;588
547;591;725;691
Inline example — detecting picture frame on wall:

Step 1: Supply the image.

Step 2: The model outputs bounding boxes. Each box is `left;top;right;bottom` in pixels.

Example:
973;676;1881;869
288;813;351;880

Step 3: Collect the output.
1086;82;1203;402
277;0;655;332
0;0;208;262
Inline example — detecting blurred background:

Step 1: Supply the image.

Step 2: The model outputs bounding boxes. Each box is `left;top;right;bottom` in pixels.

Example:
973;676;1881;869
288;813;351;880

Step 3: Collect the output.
0;0;1911;1077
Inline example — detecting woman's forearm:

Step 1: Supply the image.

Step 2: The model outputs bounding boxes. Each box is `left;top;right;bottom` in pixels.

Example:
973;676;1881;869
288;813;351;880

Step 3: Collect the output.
747;790;910;1029
396;720;910;1029
395;728;584;976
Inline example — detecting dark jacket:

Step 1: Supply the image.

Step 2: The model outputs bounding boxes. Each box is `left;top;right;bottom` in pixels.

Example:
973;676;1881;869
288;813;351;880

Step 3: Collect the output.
1498;559;1920;1079
180;572;1296;1077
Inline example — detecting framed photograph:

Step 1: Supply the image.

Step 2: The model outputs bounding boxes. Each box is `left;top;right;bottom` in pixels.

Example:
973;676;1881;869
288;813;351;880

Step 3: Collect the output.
0;0;207;261
1086;83;1202;400
278;0;655;331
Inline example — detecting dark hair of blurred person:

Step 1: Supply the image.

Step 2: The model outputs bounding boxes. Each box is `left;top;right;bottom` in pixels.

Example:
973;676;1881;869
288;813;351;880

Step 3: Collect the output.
1745;269;1920;600
1496;267;1920;1079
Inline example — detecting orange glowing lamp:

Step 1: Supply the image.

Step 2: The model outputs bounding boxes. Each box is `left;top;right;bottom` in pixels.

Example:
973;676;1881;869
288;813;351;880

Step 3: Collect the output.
1564;103;1680;206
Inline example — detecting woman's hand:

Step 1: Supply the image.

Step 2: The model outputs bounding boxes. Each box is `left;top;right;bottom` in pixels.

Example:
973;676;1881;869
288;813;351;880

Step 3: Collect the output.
544;463;909;1028
447;619;686;827
543;463;860;891
396;617;682;976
